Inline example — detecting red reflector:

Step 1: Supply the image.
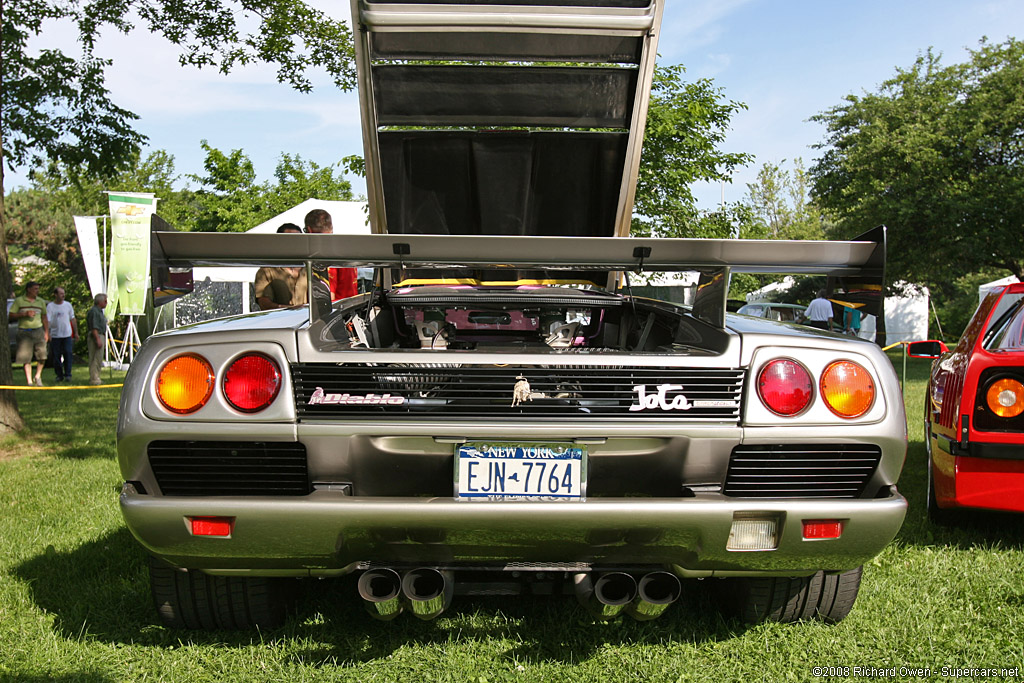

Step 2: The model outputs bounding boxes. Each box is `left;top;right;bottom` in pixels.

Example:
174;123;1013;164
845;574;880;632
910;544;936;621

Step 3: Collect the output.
190;516;234;537
802;520;843;540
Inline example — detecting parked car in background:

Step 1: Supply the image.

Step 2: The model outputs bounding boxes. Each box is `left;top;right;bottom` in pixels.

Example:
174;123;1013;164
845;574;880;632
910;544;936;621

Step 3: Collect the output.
736;302;807;324
920;281;1024;522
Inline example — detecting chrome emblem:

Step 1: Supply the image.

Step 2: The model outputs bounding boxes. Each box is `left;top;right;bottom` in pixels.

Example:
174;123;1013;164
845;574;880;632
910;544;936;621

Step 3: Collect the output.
629;384;734;411
511;376;533;407
309;387;405;406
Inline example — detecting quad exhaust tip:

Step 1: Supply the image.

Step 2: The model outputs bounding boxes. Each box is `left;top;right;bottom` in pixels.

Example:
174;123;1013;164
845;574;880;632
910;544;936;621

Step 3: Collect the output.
357;568;404;621
575;571;681;621
359;568;680;622
401;567;454;621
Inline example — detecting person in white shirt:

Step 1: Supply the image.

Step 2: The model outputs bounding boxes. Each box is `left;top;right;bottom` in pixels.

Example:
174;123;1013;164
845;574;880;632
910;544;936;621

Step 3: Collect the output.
804;289;834;331
46;286;79;383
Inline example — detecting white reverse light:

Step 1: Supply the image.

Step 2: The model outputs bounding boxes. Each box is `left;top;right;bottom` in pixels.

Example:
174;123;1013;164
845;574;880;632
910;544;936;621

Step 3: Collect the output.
727;517;779;551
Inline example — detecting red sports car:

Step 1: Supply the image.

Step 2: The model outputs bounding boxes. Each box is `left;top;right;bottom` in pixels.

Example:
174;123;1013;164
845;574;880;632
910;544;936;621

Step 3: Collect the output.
919;282;1024;521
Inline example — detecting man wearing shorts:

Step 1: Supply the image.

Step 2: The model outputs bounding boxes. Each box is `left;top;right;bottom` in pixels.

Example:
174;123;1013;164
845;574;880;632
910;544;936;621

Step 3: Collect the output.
10;281;50;386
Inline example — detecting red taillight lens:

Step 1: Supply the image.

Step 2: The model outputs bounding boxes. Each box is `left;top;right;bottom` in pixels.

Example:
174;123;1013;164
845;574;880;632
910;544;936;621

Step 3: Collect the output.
757;359;813;416
802;519;844;540
189;516;234;537
223;354;282;412
986;377;1024;418
157;354;215;414
820;360;875;418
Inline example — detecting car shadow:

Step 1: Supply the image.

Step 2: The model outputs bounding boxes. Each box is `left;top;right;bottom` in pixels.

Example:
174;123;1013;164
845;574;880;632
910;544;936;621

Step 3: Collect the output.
13;528;743;664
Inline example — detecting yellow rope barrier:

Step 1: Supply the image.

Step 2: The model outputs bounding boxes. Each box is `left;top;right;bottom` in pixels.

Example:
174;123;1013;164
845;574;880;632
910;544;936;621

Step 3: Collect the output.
0;384;124;390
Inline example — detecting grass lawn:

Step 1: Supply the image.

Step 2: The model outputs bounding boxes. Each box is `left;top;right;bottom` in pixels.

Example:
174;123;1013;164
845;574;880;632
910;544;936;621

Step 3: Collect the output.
2;354;1023;682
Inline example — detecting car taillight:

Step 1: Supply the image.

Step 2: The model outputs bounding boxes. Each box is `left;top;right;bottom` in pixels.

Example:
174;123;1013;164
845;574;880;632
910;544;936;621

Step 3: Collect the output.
986;377;1024;418
820;360;875;418
223;353;282;412
157;354;214;414
757;359;813;416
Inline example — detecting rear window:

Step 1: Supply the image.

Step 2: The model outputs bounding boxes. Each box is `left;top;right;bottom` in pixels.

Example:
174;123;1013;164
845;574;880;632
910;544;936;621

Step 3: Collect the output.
983;292;1024;351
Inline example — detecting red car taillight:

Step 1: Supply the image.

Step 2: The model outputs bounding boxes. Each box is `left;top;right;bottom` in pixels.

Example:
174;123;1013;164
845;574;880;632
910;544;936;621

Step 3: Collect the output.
222;353;282;412
757;359;813;416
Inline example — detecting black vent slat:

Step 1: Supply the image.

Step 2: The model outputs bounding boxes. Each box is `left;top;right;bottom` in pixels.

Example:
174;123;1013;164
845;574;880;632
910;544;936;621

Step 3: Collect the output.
149;441;309;496
292;363;744;422
724;445;881;499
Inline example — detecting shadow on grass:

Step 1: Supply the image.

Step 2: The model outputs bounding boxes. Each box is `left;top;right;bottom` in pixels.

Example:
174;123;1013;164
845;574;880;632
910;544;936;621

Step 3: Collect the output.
0;674;117;683
13;527;738;666
7;379;121;460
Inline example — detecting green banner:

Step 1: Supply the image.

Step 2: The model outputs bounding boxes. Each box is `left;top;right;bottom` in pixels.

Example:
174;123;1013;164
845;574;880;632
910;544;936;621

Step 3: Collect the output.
107;192;156;316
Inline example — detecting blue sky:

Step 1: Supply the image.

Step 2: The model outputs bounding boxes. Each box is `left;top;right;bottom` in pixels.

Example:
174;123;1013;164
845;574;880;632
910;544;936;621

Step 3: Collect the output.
10;0;1023;211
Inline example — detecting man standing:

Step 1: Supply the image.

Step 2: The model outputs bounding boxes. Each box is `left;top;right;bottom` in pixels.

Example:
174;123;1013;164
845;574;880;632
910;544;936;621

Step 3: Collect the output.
87;294;108;385
253;223;307;310
46;286;78;383
304;209;358;300
10;281;50;386
804;289;834;331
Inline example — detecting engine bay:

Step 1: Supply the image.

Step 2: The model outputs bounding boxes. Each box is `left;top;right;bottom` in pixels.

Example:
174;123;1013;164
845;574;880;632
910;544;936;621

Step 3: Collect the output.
321;285;728;355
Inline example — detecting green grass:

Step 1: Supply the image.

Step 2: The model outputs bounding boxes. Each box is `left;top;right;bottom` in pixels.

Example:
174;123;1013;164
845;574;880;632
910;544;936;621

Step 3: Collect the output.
2;355;1024;682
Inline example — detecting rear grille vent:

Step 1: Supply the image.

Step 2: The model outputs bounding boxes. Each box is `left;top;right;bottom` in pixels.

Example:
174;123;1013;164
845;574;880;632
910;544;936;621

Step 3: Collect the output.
291;363;744;422
723;444;881;499
149;441;309;496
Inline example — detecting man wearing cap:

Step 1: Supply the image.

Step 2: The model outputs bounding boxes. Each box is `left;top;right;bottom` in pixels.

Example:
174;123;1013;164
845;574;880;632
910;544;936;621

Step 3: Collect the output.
10;281;50;386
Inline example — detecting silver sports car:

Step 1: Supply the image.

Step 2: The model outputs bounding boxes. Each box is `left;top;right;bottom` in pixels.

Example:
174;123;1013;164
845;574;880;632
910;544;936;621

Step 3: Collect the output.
117;0;907;629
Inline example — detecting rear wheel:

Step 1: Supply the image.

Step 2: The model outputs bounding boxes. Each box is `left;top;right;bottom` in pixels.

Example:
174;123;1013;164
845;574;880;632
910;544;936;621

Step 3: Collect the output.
715;566;862;624
148;556;293;630
925;420;957;525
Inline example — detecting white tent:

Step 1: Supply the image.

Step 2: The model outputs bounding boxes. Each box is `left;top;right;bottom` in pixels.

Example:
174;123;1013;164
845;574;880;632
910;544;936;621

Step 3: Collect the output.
979;275;1020;304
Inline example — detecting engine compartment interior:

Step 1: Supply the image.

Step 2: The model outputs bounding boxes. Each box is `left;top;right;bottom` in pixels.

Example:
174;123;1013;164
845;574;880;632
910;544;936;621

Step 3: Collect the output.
315;284;729;355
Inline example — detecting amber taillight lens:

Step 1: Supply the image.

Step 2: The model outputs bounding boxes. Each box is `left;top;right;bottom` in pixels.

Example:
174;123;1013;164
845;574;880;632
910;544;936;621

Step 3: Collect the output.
757;359;813;416
223;354;282;412
820;360;875;418
986;378;1024;418
157;354;215;414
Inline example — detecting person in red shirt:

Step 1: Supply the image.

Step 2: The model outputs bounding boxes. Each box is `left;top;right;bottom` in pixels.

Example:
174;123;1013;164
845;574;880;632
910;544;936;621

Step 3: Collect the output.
304;209;357;300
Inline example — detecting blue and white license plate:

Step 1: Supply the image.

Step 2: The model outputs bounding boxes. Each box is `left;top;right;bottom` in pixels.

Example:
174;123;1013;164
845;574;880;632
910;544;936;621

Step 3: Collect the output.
456;442;586;501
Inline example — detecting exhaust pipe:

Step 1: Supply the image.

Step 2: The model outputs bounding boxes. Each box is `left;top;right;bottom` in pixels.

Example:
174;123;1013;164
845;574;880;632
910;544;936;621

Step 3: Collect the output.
574;572;638;620
357;568;404;621
627;571;682;621
401;568;454;621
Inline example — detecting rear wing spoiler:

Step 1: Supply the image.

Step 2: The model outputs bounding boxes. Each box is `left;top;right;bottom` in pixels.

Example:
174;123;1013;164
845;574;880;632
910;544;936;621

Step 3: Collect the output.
151;219;886;330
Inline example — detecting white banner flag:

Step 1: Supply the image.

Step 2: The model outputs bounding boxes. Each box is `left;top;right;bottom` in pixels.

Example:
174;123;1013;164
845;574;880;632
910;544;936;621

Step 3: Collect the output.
73;216;105;297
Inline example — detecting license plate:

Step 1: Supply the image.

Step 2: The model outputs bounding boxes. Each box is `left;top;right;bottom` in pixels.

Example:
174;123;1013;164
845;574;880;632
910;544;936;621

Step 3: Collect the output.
456;442;586;501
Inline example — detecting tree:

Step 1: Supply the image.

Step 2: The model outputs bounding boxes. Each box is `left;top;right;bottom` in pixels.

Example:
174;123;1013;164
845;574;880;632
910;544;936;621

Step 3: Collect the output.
1;0;357;432
186;141;354;233
810;38;1024;290
631;64;752;239
745;158;826;241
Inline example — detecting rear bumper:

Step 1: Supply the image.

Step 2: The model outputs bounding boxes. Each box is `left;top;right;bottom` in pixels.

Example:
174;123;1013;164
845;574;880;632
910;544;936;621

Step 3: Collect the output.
952;454;1024;513
121;484;907;577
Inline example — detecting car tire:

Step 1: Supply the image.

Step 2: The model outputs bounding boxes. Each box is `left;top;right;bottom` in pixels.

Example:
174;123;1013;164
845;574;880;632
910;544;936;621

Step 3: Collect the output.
148;556;293;630
924;420;957;526
715;566;862;624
